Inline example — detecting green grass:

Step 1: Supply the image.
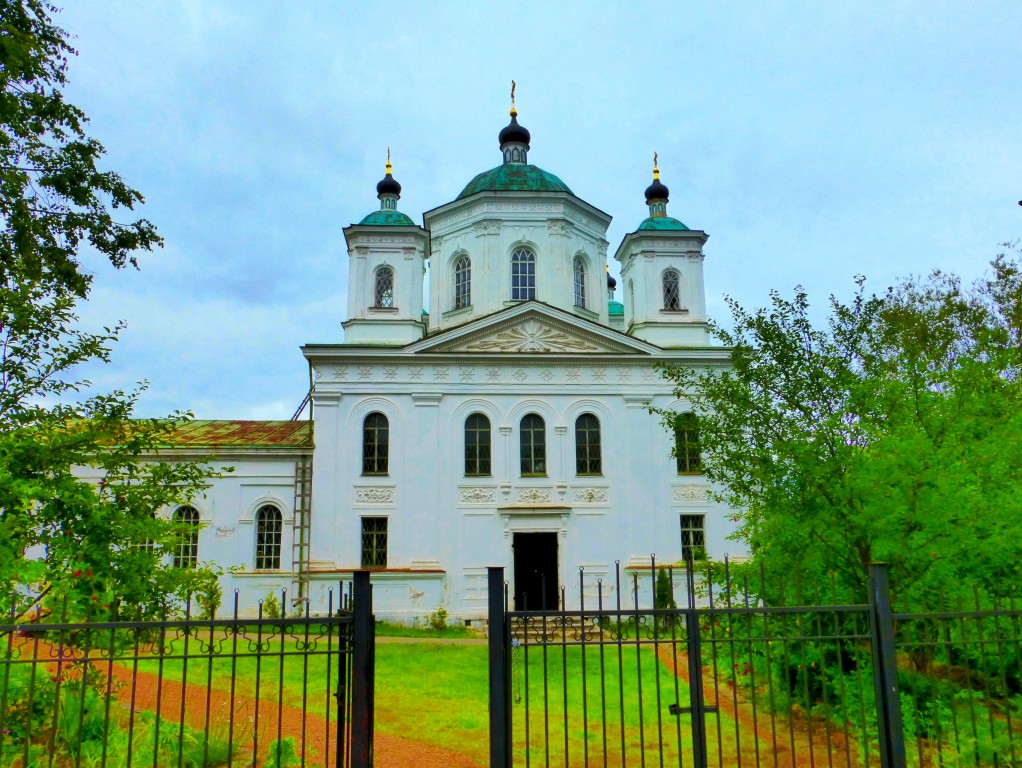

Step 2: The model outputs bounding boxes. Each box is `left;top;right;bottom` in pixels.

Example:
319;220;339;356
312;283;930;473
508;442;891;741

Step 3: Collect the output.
373;620;474;639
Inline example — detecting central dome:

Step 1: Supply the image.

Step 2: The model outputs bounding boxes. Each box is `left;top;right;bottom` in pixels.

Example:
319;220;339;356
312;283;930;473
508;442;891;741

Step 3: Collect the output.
457;163;573;199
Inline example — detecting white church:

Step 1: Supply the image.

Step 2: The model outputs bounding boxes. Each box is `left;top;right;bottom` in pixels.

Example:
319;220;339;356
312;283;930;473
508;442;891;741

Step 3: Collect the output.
154;103;738;621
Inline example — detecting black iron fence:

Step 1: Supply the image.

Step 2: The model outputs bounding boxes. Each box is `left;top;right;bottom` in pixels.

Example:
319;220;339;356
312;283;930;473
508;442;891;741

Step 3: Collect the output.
0;571;375;768
488;561;1022;768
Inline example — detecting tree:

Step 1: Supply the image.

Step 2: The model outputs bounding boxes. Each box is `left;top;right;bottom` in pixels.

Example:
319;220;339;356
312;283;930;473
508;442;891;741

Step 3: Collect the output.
657;248;1022;608
0;0;160;298
0;1;218;622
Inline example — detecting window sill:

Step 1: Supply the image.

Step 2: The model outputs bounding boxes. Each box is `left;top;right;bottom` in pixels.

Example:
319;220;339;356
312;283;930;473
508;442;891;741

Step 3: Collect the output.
676;471;704;477
520;473;548;478
576;473;604;478
464;474;493;479
369;306;399;313
362;473;390;477
443;305;473;319
660;309;690;315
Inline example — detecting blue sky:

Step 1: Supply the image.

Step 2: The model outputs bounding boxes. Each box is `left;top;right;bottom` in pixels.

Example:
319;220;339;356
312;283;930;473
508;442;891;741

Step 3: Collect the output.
57;2;1021;419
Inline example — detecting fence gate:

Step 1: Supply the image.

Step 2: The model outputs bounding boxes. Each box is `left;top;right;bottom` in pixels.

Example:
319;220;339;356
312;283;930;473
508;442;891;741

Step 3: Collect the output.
488;561;890;768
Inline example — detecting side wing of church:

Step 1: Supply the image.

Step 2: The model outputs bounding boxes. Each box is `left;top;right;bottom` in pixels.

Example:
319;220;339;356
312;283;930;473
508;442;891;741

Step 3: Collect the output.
145;105;741;619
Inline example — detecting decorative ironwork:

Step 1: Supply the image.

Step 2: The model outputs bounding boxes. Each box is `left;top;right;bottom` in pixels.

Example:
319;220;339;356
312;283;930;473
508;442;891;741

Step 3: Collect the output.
0;580;374;768
360;516;387;568
663;268;681;310
373;266;394;308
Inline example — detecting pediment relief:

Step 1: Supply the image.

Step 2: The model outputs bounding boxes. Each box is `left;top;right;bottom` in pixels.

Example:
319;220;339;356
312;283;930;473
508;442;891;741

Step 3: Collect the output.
426;317;643;355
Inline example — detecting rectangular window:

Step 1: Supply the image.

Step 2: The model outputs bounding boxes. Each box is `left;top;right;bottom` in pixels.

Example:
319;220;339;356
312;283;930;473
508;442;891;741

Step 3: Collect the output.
361;517;388;568
465;414;492;476
680;514;705;562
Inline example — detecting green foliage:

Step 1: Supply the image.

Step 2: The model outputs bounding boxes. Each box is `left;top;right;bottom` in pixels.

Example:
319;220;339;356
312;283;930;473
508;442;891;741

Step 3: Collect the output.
262;591;282;619
0;0;162;297
264;737;301;768
657;249;1022;608
0;1;222;624
427;605;449;631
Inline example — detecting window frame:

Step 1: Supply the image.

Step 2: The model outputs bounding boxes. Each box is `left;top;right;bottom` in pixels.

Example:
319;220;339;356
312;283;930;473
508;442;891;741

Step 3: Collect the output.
674;412;702;474
360;517;388;568
454;255;472;309
464;412;492;476
519;413;547;476
511;247;537;301
574;413;602;475
573;257;586;308
663;269;681;311
374;266;395;308
255;504;283;571
680;514;706;562
362;412;390;475
172;505;200;569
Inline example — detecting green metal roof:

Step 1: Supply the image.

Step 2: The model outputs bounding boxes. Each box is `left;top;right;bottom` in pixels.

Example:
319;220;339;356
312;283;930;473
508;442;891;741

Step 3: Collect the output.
637;216;689;231
160;420;313;448
608;301;624;316
458;164;573;199
358;209;416;226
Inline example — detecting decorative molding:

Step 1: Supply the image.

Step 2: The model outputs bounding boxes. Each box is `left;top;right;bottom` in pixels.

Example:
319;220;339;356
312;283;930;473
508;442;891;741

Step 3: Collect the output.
408;366;423;381
412;393;443;407
433;366;449;381
460;487;496;504
357;366;372;381
539;369;554;382
382;367;397;380
355;487;394;504
473;219;501;235
591;368;607;382
486;368;501;382
566;368;580;383
573;487;608;504
516;488;552;504
547;219;571;236
617;367;632;382
513;369;528;382
462;319;603;353
672;485;708;503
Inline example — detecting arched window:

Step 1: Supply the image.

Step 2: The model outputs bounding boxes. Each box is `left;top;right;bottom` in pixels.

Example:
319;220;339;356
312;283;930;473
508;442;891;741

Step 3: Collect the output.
465;413;491;476
573;257;586;308
255;505;283;570
574;413;602;475
511;248;536;301
663;270;681;311
674;412;701;474
362;412;389;475
173;505;199;569
454;255;471;309
374;266;394;308
520;414;546;475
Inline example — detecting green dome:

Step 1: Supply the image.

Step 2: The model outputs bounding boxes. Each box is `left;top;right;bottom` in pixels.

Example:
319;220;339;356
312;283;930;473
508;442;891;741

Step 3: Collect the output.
608;300;624;317
358;209;416;226
458;164;573;199
637;216;689;231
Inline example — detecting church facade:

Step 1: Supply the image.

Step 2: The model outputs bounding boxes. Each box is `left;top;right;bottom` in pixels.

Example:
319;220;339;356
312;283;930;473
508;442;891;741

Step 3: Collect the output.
151;106;738;621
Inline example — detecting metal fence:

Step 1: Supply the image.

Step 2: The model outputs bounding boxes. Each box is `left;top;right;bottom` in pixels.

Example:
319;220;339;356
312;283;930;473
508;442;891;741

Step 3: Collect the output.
0;571;375;768
488;561;1022;768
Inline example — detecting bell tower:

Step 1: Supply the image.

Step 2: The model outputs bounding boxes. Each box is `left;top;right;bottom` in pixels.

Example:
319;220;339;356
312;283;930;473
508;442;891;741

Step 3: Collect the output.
341;154;428;345
614;157;710;346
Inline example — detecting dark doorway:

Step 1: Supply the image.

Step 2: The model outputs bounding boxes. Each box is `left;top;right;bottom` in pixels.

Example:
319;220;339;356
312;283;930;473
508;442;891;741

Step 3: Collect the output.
512;532;559;610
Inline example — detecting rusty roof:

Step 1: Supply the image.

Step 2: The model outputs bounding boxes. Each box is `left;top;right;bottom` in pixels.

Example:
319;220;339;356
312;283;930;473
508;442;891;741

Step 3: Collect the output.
161;421;314;448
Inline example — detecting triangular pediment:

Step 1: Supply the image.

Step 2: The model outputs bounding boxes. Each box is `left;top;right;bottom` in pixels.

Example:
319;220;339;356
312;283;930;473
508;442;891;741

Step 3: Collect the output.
406;303;660;355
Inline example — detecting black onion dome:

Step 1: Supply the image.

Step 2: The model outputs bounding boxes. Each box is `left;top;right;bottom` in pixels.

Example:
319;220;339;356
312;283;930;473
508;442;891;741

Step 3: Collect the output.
376;172;401;197
644;177;669;203
498;112;531;146
607;272;618;290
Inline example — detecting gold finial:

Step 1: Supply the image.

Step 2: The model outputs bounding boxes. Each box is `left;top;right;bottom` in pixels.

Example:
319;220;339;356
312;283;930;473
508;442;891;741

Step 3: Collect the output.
510;80;517;117
653;151;659;180
386;146;392;175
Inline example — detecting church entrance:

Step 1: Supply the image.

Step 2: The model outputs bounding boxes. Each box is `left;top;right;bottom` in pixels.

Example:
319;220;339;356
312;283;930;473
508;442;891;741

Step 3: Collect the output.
512;532;559;611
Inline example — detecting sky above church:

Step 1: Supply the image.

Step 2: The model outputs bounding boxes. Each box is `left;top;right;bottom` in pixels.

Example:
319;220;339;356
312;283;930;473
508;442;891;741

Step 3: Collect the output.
58;2;1021;419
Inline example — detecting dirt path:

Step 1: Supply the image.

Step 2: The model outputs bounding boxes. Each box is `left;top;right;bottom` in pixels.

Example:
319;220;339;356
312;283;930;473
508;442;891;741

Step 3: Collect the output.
101;662;483;768
657;644;862;768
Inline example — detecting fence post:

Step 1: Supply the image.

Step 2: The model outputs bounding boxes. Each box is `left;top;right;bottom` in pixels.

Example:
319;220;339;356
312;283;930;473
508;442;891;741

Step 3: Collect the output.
488;567;510;768
684;561;709;768
869;563;906;768
351;570;374;768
